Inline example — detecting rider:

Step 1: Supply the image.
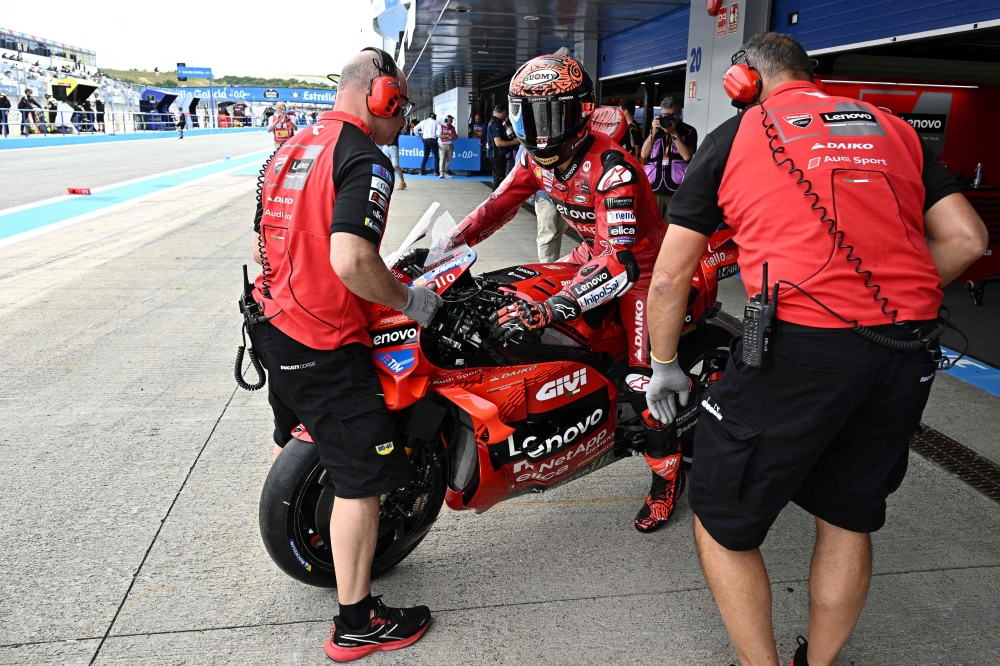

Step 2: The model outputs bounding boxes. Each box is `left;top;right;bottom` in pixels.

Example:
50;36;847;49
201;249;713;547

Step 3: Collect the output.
435;54;681;533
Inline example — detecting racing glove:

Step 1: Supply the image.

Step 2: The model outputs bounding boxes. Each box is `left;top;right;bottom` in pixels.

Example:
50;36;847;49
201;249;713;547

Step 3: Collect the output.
492;291;580;340
645;354;691;425
400;285;443;327
492;299;553;340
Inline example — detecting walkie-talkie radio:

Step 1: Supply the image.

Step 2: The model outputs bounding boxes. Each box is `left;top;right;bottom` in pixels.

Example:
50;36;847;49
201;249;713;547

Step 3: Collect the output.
743;262;779;368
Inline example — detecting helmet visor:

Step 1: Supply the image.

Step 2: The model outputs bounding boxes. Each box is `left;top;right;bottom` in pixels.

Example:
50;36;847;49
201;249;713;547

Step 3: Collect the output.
509;96;593;153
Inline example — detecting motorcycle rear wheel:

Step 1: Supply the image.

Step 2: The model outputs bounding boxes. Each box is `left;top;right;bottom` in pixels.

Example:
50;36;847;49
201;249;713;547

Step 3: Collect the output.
259;436;446;588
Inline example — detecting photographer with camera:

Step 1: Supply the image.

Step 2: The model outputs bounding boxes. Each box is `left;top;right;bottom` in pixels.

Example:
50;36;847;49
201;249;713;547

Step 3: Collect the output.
641;97;697;224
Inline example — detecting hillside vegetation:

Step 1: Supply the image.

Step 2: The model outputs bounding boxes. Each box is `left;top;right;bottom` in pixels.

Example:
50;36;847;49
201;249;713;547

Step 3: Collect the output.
102;69;335;89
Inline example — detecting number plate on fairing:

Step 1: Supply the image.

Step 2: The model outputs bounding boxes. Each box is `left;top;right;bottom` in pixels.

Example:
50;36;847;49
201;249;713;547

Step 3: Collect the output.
412;249;476;294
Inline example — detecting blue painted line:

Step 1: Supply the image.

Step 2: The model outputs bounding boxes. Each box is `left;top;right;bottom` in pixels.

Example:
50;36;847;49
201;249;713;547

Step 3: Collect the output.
0;151;269;242
941;347;1000;398
0;127;263;150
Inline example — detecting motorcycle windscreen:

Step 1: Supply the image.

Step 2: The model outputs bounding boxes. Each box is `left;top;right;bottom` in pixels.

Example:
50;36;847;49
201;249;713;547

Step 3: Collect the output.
417;223;475;295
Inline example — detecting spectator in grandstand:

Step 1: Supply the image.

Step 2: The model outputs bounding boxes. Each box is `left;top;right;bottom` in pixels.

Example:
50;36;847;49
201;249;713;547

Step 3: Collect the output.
437;115;457;178
0;93;9;138
416;112;439;175
380;125;407;189
267;102;296;149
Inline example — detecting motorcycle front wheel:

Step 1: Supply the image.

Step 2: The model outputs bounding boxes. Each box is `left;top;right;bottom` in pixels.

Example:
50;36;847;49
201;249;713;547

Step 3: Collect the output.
259;435;447;588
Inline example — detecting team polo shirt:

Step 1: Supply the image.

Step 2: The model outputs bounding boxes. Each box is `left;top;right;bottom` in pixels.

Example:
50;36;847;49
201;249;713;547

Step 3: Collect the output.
254;110;394;349
669;81;961;328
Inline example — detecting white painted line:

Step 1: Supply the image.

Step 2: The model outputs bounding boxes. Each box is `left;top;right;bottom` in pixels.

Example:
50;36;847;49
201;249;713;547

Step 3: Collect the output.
0;130;269;154
0;149;270;218
0;151;270;250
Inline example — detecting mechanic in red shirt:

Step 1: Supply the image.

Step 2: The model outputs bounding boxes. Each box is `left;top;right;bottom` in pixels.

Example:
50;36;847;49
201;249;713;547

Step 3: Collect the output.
644;34;988;666
432;54;682;533
250;48;440;662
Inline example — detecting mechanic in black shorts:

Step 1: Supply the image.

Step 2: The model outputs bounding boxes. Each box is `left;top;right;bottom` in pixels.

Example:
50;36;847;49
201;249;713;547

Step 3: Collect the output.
642;34;988;666
250;48;441;662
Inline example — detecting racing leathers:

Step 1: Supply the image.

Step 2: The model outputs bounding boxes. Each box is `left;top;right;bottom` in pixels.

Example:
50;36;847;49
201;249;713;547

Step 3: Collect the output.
446;128;666;370
443;125;682;532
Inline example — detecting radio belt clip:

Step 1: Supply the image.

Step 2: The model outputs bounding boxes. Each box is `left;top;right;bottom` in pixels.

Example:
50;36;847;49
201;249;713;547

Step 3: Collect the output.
742;261;779;369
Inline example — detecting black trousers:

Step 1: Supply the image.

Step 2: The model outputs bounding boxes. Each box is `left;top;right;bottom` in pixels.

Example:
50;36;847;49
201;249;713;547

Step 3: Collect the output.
251;321;413;499
491;156;508;190
420;138;438;174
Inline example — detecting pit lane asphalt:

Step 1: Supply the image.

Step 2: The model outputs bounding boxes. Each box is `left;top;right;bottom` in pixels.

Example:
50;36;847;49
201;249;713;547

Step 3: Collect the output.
1;144;999;664
0;130;275;210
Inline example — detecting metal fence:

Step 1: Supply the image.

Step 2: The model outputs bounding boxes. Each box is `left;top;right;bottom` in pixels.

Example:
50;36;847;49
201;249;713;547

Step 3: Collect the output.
0;109;268;138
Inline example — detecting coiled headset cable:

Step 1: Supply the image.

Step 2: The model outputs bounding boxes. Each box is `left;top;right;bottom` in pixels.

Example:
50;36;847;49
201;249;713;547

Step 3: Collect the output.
756;100;968;370
254;149;279;300
234;149;283;391
235;321;266;391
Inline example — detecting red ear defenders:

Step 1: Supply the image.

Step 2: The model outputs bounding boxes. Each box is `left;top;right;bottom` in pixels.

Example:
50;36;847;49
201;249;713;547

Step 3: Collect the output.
723;50;762;106
361;47;402;117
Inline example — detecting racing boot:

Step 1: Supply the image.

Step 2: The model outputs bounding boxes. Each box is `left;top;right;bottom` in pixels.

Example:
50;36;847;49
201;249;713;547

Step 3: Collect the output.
325;596;431;662
634;411;684;533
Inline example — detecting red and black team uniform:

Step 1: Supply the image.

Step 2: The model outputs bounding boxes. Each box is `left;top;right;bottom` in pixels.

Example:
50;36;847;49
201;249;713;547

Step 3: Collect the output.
252;110;413;499
670;80;962;550
447;127;665;371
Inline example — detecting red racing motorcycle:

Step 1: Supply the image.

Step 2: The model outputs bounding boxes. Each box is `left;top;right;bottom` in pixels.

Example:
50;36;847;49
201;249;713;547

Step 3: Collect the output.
259;223;741;587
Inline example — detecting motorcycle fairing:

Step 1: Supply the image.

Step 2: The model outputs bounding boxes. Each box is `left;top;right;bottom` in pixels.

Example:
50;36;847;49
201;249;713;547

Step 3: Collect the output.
413;247;476;290
682;228;740;334
442;360;619;512
371;248;480;409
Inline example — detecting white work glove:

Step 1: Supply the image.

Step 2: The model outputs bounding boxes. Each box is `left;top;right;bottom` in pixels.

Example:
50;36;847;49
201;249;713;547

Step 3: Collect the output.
400;286;443;327
645;354;691;425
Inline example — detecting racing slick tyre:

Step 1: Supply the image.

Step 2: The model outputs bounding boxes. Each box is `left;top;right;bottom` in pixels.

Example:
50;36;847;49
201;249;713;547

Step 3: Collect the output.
676;318;739;468
259;435;447;588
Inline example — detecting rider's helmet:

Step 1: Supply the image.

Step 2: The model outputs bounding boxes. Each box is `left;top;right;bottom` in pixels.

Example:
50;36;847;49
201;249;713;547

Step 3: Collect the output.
508;54;595;167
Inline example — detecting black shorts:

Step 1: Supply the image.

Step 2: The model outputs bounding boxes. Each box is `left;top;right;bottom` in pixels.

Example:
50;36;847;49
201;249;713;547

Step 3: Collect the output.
252;322;413;499
689;320;938;551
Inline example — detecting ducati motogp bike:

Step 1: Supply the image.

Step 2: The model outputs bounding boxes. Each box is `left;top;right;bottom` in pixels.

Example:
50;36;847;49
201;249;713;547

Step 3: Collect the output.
259;216;742;587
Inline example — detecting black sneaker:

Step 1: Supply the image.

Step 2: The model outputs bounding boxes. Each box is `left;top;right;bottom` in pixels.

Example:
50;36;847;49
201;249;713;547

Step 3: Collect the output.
325;596;431;662
790;636;809;666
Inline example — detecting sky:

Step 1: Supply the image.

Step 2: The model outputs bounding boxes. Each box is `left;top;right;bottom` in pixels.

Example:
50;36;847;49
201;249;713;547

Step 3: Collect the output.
1;1;382;78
